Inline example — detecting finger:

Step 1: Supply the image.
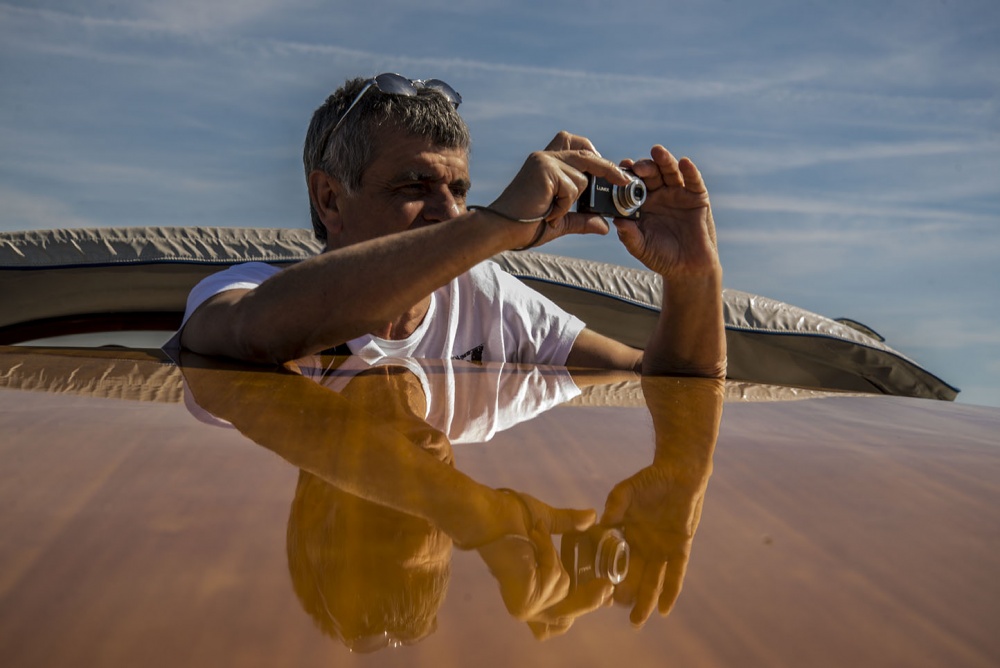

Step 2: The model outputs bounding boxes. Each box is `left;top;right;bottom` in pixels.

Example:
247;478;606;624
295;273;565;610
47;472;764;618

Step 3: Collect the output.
528;619;573;641
626;158;665;195
611;552;643;607
541;159;593;222
545;151;590;224
565;213;612;237
650;145;683;187
612;583;635;608
601;482;634;525
630;561;667;627
517;491;594;532
547;507;598;534
543;578;614;620
658;553;691;617
627;158;658;178
544;131;600;155
678;157;707;194
612;219;644;261
531;522;570;605
547;185;579;223
527;579;610;639
552;150;630;186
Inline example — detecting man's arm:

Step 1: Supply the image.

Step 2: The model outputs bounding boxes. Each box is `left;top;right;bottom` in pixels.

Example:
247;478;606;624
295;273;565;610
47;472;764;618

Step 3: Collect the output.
181;148;629;364
182;214;523;362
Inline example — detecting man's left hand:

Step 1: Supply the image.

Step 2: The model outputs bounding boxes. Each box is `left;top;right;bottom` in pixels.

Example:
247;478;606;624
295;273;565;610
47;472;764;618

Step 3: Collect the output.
614;146;720;282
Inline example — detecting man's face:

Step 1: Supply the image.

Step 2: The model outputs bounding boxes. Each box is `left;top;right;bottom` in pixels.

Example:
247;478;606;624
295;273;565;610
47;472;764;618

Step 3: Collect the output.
330;127;471;248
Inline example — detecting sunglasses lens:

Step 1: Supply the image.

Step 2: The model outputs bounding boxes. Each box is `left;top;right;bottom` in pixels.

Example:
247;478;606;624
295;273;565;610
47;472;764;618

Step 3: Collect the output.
420;79;462;106
373;72;419;96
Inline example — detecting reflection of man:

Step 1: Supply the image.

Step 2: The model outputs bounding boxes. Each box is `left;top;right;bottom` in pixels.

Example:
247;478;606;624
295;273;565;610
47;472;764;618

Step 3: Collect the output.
169;73;725;378
180;354;723;642
179;355;597;649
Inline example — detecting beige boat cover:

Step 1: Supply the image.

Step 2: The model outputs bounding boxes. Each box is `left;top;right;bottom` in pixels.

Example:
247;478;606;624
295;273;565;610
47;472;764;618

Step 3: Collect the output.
0;226;958;400
0;346;870;406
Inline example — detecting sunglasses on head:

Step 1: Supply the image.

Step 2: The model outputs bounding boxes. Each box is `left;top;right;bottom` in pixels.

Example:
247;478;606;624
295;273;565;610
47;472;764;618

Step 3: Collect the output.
324;73;462;142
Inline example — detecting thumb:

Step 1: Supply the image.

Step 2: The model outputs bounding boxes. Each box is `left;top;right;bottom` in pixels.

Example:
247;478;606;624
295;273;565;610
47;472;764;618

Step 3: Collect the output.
613;219;643;255
562;212;611;237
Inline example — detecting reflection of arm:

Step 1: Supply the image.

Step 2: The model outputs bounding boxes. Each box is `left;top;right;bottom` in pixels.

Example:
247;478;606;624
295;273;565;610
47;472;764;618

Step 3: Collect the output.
602;376;724;626
179;355;520;549
645;376;724;473
567;367;640;387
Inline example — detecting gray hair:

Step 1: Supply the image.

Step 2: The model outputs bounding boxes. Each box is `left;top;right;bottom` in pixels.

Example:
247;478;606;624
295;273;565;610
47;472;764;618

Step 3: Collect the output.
303;76;472;241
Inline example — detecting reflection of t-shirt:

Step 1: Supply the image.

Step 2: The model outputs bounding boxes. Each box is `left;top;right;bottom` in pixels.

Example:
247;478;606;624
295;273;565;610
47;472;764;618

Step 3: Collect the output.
299;356;582;444
183;356;581;445
167;260;585;366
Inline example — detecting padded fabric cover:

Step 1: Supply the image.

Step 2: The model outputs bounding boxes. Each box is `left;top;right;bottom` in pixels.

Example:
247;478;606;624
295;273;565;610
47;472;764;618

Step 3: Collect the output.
0;346;868;406
0;227;957;400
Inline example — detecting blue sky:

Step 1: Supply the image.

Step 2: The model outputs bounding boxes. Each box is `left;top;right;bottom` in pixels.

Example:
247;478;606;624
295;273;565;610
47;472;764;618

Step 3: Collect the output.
2;0;998;405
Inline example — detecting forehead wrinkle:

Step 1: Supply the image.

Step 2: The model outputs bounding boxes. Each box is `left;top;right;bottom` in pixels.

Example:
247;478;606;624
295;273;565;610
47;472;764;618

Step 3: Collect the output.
391;168;472;190
364;129;470;189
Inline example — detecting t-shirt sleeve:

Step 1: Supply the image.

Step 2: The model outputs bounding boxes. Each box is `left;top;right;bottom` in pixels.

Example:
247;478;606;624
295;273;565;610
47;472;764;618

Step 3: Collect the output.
492;265;585;365
162;262;281;350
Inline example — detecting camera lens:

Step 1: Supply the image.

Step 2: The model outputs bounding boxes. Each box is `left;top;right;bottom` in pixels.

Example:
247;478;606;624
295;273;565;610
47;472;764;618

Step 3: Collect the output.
595;528;629;585
612;176;646;217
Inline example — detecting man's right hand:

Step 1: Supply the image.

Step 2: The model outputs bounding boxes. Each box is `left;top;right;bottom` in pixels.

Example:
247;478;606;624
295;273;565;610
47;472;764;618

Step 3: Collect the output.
485;131;632;250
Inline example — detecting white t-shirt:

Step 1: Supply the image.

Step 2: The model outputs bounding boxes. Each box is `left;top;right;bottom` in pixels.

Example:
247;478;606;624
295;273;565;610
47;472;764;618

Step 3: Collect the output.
168;260;585;366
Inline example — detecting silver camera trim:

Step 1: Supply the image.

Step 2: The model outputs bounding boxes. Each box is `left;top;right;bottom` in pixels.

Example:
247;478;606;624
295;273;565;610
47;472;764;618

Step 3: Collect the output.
580;171;646;219
612;177;646;218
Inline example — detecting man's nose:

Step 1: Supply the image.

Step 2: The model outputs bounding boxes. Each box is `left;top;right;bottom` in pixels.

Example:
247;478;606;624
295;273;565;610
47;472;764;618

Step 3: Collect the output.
423;188;461;222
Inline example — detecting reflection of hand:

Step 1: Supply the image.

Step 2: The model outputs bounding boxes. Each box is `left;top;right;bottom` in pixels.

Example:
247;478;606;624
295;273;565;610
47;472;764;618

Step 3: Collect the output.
525;577;613;640
601;463;708;627
476;489;598;633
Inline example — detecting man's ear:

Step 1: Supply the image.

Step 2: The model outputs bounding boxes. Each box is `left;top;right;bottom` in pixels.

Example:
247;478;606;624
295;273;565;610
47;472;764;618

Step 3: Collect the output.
307;170;345;238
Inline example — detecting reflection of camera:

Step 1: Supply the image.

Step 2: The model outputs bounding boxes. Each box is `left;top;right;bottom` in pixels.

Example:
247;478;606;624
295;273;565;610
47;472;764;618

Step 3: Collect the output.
577;170;646;220
560;525;630;588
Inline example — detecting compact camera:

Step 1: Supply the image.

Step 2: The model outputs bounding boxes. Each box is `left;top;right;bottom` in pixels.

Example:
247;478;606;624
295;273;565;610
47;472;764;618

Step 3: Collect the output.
560;525;630;589
577;169;646;220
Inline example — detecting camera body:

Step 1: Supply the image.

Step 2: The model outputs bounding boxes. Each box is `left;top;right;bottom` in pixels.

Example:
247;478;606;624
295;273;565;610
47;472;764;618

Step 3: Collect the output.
560;525;630;589
576;169;646;220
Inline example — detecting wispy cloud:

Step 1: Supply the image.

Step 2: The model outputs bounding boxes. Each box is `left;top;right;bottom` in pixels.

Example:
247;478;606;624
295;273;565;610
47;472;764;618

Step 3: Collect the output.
0;1;292;35
0;185;99;230
900;316;1000;350
715;194;996;227
702;139;1000;177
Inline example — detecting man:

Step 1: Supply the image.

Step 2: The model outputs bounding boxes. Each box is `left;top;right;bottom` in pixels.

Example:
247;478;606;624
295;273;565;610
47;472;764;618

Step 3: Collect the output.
174;73;726;378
